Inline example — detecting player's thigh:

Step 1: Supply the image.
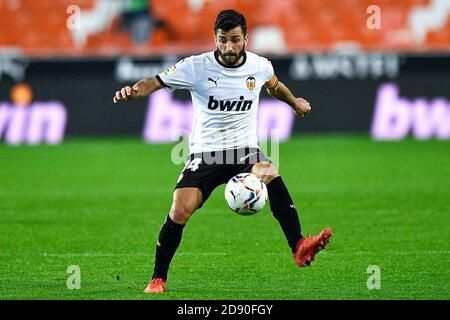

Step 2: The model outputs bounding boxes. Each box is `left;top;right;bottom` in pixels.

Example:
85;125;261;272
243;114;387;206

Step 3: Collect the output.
251;161;279;185
169;187;203;224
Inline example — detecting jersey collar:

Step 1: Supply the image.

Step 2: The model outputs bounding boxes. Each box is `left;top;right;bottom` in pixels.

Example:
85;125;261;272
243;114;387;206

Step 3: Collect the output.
214;50;247;69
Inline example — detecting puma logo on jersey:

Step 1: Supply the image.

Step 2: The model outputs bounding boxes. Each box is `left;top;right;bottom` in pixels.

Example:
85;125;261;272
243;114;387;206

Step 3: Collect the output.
208;77;219;86
207;96;253;111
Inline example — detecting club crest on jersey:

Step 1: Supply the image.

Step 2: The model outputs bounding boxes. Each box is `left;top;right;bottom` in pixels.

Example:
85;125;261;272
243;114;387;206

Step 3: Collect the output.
164;65;177;75
246;77;256;91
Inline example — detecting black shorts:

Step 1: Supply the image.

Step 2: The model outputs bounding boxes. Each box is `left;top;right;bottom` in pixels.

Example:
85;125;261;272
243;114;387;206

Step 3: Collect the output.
175;147;271;208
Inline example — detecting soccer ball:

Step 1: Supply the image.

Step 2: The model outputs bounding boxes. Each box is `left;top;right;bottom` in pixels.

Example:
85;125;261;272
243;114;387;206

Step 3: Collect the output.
225;173;268;215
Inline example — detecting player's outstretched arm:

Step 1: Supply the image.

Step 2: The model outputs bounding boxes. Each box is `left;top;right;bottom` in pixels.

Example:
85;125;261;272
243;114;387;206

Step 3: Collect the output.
113;76;163;103
266;81;311;118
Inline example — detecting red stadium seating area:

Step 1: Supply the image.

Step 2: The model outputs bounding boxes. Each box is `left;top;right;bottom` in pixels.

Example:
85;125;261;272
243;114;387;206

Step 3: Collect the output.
0;0;449;56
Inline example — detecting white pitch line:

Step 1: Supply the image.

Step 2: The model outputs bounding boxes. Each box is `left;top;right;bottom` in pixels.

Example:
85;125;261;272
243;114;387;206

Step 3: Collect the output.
38;252;228;257
0;251;448;258
320;250;450;256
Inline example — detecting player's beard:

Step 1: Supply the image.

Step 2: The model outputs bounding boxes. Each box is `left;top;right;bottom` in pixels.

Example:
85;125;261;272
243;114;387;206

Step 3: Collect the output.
218;45;245;67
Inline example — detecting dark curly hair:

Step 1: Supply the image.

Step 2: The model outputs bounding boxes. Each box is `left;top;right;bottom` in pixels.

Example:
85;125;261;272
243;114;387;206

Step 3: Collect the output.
214;9;247;35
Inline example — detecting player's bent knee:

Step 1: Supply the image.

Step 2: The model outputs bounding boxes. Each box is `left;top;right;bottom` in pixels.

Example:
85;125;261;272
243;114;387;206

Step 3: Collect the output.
169;203;194;225
169;188;202;224
252;162;279;185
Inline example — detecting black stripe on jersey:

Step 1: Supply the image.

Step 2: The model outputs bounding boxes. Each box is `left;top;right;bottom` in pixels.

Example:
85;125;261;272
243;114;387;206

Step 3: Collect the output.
156;75;168;87
214;50;247;69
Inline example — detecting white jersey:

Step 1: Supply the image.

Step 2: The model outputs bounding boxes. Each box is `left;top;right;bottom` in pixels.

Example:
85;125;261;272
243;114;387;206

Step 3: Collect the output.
157;50;278;153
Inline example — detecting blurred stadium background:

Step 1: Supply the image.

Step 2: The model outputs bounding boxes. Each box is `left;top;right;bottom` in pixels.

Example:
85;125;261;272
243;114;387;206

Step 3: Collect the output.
0;0;449;300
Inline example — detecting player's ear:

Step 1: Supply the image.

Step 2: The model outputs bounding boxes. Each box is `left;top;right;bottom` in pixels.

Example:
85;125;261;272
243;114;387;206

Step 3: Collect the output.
244;34;248;46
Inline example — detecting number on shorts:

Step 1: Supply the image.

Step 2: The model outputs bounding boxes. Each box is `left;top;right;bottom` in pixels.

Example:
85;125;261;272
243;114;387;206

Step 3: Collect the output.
184;158;202;172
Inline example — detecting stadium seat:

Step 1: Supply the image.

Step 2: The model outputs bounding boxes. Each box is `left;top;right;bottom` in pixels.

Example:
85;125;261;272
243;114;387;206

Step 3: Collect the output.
0;0;448;56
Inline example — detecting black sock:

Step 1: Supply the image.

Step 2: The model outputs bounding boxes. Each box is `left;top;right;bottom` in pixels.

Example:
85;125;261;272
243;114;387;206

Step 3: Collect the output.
267;176;303;253
152;215;185;280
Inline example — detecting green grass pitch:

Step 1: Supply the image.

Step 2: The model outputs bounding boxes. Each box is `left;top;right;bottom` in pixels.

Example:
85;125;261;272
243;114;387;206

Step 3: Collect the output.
0;135;448;300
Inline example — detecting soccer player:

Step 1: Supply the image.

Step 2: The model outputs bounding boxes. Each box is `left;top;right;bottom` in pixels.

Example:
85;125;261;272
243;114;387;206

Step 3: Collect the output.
113;9;332;294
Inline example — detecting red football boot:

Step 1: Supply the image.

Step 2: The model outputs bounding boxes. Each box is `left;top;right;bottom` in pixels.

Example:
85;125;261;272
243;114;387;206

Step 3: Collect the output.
144;278;166;293
293;228;333;267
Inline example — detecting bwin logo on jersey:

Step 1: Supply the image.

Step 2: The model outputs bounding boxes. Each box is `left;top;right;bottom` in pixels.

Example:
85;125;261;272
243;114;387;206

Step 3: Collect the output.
207;96;253;112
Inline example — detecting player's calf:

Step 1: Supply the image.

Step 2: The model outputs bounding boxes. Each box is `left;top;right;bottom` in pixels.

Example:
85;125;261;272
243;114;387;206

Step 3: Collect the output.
264;175;302;253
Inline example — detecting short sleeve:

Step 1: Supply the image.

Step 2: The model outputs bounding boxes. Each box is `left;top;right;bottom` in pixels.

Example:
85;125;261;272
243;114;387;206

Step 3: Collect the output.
263;59;278;89
157;57;196;91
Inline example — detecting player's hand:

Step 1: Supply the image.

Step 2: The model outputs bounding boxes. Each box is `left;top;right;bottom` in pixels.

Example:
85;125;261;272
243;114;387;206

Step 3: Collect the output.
292;97;311;118
113;86;138;103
